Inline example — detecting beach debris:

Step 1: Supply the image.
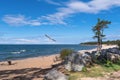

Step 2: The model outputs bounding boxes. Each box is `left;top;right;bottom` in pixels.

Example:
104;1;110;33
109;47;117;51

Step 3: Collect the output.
7;60;12;65
53;56;61;62
44;69;68;80
45;34;56;42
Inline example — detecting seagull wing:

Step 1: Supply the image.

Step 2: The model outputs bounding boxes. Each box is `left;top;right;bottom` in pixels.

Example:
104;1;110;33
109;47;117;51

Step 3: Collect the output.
45;34;56;42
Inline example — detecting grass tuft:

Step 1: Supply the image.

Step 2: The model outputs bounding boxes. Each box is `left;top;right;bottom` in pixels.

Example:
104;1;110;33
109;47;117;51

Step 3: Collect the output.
69;63;120;80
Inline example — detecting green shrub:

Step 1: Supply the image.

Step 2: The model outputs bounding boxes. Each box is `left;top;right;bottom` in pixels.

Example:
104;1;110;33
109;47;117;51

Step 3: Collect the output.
82;67;87;72
60;49;73;60
105;60;113;67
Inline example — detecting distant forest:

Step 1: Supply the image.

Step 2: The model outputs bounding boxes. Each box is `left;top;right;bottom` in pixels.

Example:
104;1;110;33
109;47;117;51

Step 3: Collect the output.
80;40;120;45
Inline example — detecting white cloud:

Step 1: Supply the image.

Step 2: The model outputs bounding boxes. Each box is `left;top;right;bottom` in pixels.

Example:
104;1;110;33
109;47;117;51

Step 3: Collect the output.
0;36;58;44
2;15;41;26
88;0;120;12
2;0;120;26
14;38;39;43
106;35;120;40
0;37;41;44
40;0;120;25
66;0;120;13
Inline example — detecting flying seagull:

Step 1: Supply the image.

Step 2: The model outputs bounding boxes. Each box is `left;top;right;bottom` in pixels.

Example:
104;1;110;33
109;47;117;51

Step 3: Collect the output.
45;34;56;42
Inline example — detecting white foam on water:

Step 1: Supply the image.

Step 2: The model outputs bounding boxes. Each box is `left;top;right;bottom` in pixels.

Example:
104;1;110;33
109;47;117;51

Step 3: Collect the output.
20;49;26;52
11;51;21;54
11;49;26;54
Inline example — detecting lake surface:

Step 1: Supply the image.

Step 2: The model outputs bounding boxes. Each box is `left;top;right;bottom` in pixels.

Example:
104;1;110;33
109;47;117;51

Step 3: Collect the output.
0;44;96;61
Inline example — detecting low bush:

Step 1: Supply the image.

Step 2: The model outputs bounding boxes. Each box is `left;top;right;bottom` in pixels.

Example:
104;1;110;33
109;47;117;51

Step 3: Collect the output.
82;67;87;72
60;49;73;60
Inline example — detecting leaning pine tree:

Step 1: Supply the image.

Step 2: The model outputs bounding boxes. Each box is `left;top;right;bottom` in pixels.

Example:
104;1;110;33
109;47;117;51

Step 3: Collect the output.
92;18;111;54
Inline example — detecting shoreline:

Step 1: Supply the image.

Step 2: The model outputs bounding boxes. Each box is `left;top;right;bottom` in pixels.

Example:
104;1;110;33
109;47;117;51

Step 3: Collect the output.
0;45;118;80
0;54;60;71
78;44;117;53
0;45;117;71
0;53;59;62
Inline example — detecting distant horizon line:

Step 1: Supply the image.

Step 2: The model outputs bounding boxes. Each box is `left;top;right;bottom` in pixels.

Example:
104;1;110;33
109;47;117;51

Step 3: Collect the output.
0;44;80;45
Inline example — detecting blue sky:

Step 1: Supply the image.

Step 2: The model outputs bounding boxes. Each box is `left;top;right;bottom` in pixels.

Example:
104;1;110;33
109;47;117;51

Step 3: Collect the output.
0;0;120;44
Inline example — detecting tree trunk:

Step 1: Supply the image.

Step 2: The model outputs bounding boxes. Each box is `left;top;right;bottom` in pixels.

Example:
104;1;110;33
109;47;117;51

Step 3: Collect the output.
97;35;101;53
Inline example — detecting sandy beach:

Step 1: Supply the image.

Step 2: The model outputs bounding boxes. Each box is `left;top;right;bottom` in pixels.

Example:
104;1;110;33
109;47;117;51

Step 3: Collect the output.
0;54;60;71
0;54;61;80
0;45;117;80
79;45;117;53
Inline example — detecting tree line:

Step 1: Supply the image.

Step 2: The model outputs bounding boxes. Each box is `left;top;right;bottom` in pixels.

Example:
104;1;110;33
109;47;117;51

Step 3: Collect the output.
81;40;120;45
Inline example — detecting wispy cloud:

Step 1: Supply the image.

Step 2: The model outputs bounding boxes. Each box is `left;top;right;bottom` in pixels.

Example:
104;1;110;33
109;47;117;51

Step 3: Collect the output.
106;35;120;40
42;0;120;24
2;0;120;26
14;38;39;43
45;0;62;6
0;37;41;44
2;15;42;26
0;35;58;44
